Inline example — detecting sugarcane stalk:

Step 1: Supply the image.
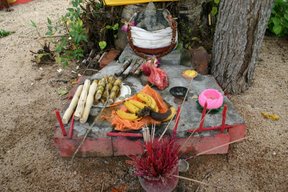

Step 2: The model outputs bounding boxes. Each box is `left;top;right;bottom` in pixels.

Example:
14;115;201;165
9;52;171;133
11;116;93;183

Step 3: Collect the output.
62;85;83;124
74;79;91;120
80;80;98;124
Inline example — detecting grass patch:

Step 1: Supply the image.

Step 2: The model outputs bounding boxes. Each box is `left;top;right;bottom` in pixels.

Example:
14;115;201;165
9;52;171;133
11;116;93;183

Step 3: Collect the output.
0;29;14;38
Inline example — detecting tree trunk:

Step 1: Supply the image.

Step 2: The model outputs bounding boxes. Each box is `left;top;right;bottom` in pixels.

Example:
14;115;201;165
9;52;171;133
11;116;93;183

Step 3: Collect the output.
211;0;274;94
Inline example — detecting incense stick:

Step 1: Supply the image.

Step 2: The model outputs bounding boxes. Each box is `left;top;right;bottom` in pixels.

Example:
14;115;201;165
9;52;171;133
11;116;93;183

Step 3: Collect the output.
159;78;193;140
185;137;248;160
151;123;155;143
71;77;110;162
178;108;213;152
143;126;150;143
158;113;175;141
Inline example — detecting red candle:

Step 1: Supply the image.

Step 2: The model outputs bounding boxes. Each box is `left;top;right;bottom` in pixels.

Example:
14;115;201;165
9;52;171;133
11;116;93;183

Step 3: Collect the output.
55;110;67;136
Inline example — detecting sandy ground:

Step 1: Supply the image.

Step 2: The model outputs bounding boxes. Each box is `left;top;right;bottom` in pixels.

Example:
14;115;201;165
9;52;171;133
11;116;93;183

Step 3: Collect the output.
0;1;287;191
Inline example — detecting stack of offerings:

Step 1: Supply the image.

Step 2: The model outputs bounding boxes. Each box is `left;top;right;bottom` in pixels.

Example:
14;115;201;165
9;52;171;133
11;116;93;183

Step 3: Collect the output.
110;85;176;131
62;76;123;124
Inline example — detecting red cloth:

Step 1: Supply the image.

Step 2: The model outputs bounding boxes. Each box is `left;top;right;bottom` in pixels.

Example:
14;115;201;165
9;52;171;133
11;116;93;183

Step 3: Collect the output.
11;0;32;5
1;0;32;9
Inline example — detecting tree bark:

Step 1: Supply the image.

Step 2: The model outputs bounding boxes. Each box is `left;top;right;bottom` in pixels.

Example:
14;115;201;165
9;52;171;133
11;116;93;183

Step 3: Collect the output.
211;0;274;94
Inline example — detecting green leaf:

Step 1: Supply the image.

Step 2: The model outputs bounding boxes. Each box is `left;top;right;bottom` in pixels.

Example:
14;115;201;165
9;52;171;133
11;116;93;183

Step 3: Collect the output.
55;55;62;64
67;8;74;12
275;0;285;5
273;24;283;35
214;0;220;4
45;31;53;36
47;18;52;25
284;13;288;21
99;41;107;50
112;23;119;31
105;25;112;29
272;17;281;25
30;20;37;28
211;7;218;16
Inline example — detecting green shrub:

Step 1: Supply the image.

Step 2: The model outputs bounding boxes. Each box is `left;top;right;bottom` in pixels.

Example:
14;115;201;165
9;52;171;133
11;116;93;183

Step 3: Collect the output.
32;0;88;66
268;0;288;37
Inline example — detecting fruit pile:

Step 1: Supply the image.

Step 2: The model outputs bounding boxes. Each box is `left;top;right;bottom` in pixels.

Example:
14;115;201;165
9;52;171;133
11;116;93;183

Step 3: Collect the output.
116;92;176;123
62;75;123;124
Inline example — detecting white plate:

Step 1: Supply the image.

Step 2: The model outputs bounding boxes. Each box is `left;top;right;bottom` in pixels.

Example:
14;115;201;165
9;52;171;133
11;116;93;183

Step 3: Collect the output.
115;83;132;102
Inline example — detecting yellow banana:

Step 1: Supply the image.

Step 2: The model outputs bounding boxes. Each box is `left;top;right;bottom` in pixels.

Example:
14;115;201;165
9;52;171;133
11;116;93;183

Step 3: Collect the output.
128;100;147;109
136;93;159;112
116;110;140;121
124;101;141;114
163;107;176;122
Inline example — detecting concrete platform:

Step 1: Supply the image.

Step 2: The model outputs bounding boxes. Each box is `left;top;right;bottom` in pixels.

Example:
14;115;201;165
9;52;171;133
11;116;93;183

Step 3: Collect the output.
53;47;246;157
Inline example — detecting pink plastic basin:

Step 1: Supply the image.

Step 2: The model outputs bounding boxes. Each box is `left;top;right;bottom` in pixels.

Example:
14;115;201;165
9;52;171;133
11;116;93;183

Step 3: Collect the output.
198;89;224;109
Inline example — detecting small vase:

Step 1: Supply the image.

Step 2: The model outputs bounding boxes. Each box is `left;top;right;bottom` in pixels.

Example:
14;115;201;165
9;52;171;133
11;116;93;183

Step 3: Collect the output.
138;167;179;192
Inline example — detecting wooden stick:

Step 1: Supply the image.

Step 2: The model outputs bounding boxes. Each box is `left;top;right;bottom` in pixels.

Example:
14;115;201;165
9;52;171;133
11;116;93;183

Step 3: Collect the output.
39;34;68;39
80;80;98;123
74;80;91;120
62;85;83;124
173;175;212;187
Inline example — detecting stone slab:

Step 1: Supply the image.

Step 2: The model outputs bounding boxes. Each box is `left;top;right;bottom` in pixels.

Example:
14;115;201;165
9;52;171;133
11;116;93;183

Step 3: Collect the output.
90;61;245;138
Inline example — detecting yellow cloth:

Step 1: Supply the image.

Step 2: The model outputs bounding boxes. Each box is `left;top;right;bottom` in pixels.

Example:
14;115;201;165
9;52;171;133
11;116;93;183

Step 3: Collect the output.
103;0;178;6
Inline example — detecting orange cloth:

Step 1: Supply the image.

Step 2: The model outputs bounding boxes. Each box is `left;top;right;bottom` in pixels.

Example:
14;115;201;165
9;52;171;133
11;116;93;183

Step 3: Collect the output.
107;85;169;131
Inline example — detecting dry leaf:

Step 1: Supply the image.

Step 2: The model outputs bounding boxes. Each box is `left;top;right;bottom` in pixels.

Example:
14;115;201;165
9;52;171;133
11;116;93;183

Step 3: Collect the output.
261;112;280;121
57;88;68;96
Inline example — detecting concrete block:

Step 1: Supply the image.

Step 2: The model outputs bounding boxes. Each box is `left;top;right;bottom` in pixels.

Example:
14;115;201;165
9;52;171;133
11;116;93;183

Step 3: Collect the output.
177;133;231;155
53;128;113;157
228;124;247;141
112;137;144;156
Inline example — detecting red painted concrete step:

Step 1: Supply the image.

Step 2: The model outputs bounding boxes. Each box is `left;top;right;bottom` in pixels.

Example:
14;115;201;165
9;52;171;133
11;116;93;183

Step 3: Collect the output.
53;124;246;157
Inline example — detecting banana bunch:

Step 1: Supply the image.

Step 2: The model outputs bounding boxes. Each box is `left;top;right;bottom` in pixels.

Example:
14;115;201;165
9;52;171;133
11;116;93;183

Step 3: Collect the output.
136;93;159;112
124;100;147;114
116;109;140;121
116;100;148;121
116;92;162;121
